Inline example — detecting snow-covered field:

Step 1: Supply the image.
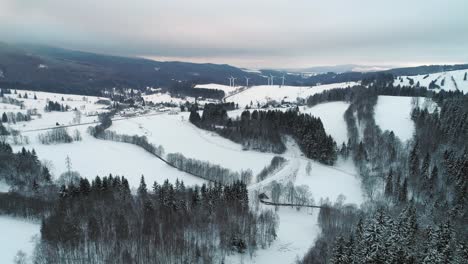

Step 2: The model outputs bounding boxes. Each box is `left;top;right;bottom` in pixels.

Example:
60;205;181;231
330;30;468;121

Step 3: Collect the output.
226;82;357;106
394;69;468;93
109;112;274;175
0;216;39;264
300;102;350;145
374;96;436;142
15;126;205;188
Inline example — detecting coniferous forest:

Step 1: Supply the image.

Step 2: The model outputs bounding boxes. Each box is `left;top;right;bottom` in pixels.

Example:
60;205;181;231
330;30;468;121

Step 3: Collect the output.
190;105;337;165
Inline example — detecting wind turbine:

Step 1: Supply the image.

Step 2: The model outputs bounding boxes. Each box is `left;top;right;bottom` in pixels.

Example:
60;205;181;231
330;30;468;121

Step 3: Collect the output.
270;75;275;86
264;76;270;85
232;77;237;87
280;75;286;87
228;77;232;87
244;77;250;87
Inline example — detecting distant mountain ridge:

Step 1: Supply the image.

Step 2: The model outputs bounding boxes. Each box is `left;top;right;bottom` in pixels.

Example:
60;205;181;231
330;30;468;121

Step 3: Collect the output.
0;42;467;95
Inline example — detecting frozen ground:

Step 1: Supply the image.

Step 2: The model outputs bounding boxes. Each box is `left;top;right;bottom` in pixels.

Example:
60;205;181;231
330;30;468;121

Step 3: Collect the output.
394;69;468;93
374;96;436;142
226;82;357;106
0;216;40;264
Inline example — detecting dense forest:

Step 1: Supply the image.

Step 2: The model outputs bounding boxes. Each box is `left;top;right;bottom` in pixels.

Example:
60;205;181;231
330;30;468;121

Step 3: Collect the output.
190;104;337;164
301;77;467;263
35;177;277;263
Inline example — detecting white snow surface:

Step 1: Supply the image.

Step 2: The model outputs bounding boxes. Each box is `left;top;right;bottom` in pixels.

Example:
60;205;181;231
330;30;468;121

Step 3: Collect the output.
394;69;468;93
109;112;274;175
14;125;205;188
227;206;320;264
226;82;358;106
0;216;40;264
374;96;436;142
300;102;350;145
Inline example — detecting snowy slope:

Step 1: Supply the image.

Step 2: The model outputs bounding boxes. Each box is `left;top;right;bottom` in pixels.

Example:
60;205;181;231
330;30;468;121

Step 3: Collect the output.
109;112;275;175
300;102;350;145
194;83;242;95
226;82;357;107
374;96;436;142
394;69;468;93
14;125;205;188
0;216;39;264
227;207;320;264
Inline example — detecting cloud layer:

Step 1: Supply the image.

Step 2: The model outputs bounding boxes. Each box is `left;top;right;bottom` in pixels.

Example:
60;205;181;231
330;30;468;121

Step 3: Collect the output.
1;0;467;68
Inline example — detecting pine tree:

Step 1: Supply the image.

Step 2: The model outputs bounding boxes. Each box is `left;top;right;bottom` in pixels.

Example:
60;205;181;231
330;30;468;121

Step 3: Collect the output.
409;142;420;187
2;112;7;123
464;72;467;81
138;175;148;198
399;178;408;203
429;165;438;197
385;169;393;197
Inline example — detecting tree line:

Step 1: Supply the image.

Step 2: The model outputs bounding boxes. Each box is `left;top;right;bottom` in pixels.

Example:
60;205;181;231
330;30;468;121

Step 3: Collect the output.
167;153;253;185
38;128;82;145
191;104;337;165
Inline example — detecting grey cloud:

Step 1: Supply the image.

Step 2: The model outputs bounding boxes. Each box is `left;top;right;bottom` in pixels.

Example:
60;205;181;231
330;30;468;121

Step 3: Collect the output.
0;0;467;68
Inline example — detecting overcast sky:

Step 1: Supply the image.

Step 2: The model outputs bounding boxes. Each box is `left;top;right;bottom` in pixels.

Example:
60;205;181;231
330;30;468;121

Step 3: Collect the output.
1;0;467;68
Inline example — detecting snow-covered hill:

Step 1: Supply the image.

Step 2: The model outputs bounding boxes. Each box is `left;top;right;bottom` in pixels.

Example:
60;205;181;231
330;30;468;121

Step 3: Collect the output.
194;83;243;95
301;102;350;145
374;96;436;142
225;82;357;106
109;112;274;175
394;69;468;93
